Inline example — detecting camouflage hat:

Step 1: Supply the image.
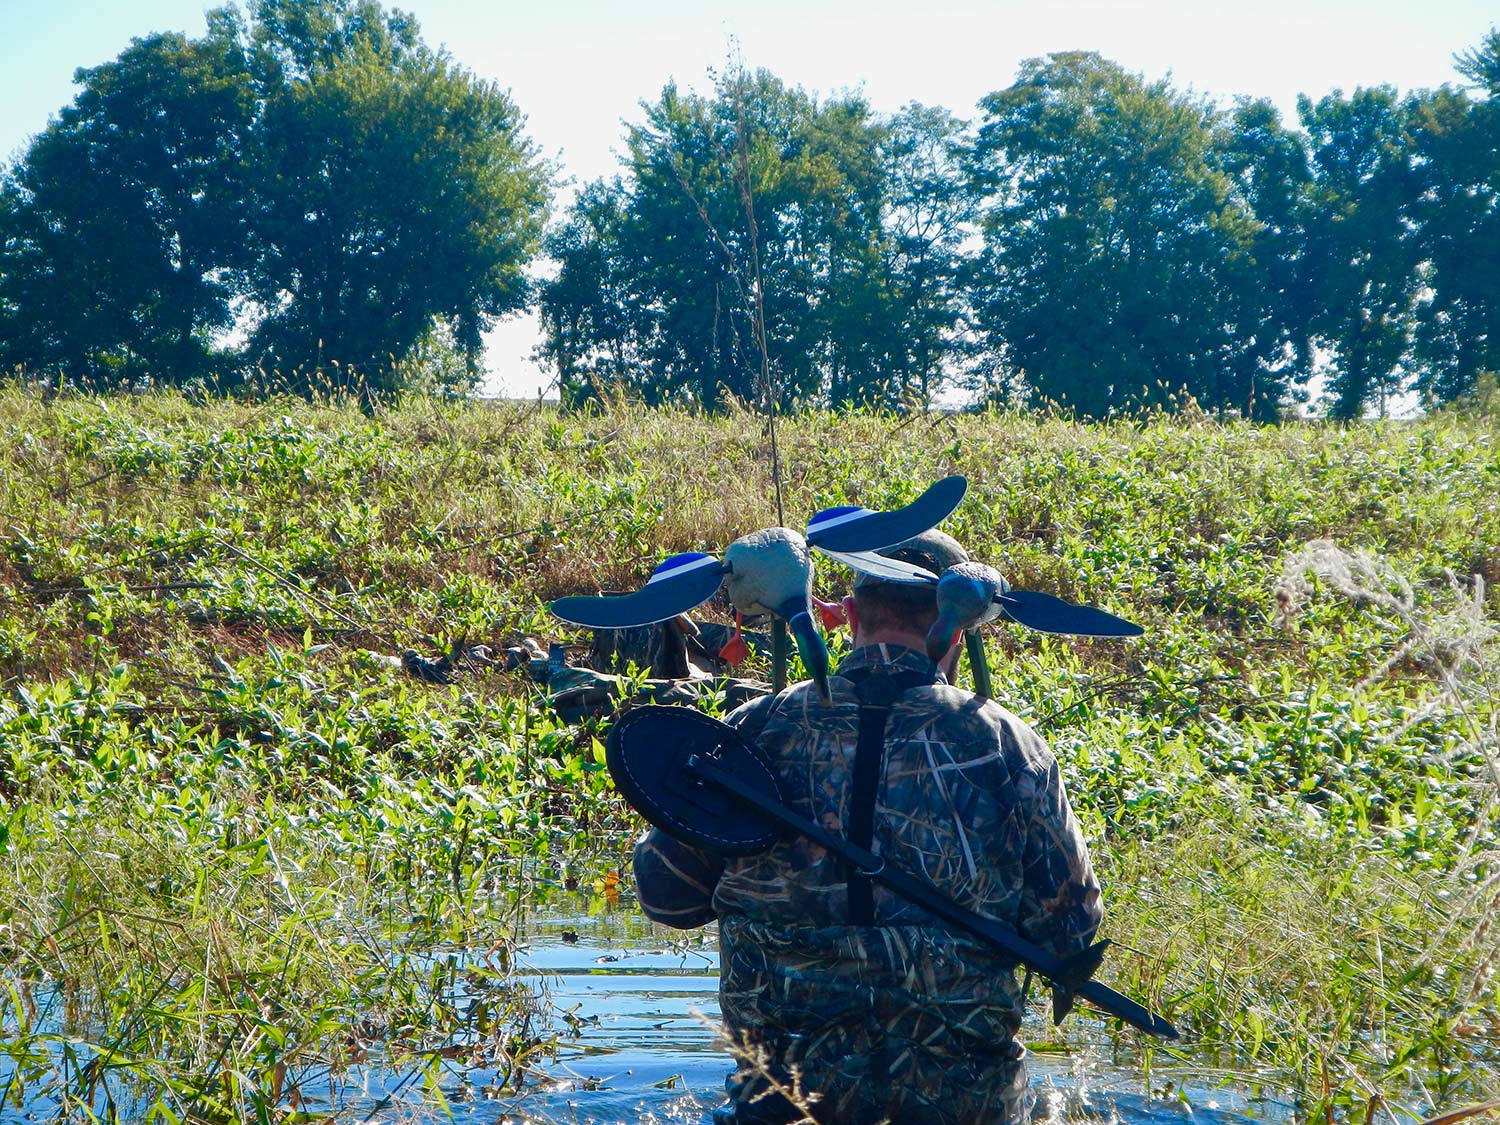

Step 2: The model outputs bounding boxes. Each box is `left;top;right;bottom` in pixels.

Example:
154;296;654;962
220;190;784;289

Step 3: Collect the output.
852;528;969;588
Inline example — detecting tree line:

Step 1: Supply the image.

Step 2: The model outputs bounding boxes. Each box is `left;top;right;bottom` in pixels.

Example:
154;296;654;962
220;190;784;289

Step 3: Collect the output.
542;43;1500;420
2;1;1497;418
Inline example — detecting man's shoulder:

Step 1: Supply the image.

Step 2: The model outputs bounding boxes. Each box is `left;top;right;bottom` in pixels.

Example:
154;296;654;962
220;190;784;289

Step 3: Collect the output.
891;684;1055;768
724;689;783;739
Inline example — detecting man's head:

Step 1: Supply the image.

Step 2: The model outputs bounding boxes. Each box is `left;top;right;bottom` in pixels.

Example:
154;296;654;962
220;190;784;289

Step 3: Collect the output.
845;530;968;668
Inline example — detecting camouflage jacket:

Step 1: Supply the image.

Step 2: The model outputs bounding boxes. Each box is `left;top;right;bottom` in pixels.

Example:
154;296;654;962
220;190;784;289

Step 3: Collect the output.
633;644;1102;1124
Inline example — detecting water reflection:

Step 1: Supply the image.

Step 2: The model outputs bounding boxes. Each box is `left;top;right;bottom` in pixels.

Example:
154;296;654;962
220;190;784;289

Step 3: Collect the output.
441;910;1289;1125
0;900;1292;1125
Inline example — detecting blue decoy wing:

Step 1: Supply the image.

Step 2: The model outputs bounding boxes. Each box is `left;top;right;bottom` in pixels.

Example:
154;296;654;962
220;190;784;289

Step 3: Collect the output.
549;552;728;629
805;476;968;553
996;590;1144;637
815;547;940;585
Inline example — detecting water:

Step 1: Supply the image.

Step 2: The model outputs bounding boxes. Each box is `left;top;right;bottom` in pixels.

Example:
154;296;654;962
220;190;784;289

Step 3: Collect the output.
397;909;1292;1125
0;903;1294;1125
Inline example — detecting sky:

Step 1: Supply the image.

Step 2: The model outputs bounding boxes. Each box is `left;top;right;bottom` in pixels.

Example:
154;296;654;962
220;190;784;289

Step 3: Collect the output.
2;0;1496;397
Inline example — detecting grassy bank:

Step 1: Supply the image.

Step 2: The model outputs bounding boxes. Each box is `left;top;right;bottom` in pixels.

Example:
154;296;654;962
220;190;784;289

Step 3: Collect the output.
0;384;1495;1122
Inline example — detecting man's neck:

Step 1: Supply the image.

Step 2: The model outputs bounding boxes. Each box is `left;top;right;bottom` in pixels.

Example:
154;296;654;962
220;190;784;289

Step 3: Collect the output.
850;628;958;681
852;628;929;653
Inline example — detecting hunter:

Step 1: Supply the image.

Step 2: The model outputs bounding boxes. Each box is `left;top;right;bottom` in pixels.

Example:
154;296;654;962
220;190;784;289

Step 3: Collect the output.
633;530;1103;1125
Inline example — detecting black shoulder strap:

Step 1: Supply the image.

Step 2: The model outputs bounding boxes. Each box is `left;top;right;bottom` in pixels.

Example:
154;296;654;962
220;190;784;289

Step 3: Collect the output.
839;664;939;925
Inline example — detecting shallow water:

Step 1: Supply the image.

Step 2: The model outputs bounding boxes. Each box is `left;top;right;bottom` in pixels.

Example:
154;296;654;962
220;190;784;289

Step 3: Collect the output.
386;908;1293;1125
0;904;1295;1125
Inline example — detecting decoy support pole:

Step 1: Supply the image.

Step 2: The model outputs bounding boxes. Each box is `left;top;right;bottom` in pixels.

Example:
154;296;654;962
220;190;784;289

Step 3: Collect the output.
771;617;788;693
964;628;993;699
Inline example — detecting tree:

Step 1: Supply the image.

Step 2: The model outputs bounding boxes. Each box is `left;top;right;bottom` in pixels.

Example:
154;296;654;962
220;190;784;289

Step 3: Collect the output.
540;69;937;410
536;178;639;406
245;27;549;389
967;53;1273;418
1455;26;1500;94
0;0;550;395
0;14;255;387
1298;87;1422;418
1404;33;1500;403
1215;98;1320;410
879;104;978;400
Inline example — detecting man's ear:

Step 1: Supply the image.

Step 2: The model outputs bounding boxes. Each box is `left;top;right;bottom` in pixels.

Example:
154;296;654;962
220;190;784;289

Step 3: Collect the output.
842;594;859;641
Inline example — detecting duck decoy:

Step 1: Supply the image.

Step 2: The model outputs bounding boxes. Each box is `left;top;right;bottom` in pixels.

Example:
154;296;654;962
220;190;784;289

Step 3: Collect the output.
923;560;1144;655
800;477;1143;701
549;527;830;702
804;481;1142;645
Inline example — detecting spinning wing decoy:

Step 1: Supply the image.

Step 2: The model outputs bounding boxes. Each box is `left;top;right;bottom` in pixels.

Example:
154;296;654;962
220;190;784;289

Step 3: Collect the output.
548;529;831;701
918;559;1143;658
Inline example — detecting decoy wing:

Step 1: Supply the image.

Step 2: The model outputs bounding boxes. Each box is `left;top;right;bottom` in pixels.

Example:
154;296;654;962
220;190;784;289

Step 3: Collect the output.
816;547;940;585
549;552;728;629
805;476;968;554
995;590;1144;637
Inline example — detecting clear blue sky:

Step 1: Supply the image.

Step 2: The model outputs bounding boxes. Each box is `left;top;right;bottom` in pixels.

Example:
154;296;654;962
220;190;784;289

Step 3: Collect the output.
3;0;1496;395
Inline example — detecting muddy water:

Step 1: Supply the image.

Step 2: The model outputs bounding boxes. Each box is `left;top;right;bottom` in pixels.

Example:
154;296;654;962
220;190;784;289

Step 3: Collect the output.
423;910;1291;1125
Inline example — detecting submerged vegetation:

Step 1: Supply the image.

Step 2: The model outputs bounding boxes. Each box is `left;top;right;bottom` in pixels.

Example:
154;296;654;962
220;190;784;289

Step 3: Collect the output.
0;384;1496;1122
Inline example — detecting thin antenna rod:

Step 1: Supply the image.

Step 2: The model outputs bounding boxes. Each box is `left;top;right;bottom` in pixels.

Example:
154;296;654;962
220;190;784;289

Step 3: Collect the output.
767;411;785;527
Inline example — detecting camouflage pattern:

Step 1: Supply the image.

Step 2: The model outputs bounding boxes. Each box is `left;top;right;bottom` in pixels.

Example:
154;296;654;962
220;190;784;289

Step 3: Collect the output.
633;825;725;929
634;642;1102;1125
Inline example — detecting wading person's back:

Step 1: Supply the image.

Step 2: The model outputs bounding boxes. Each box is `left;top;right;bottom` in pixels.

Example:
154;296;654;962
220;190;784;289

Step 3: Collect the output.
633;532;1103;1124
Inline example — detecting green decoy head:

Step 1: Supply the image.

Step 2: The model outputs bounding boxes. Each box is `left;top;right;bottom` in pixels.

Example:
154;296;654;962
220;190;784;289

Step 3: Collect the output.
926;562;1009;662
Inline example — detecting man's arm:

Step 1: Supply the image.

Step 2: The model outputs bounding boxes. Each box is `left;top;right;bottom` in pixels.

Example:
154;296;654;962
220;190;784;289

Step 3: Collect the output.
633;829;725;928
1017;755;1103;959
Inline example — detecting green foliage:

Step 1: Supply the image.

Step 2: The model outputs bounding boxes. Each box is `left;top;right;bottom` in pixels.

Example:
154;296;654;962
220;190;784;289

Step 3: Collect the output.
246;17;549;386
1298;86;1421;419
0;18;255;388
0;0;549;397
968;53;1279;418
9;21;1500;416
0;388;1496;1119
539;30;1500;418
539;67;970;410
1407;80;1500;404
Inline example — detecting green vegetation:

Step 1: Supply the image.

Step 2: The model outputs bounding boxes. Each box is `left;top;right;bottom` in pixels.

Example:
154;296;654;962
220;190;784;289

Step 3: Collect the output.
541;38;1500;419
0;0;549;394
0;384;1496;1122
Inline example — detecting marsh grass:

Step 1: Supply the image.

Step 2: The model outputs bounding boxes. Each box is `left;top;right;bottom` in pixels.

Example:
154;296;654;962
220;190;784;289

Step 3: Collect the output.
0;382;1496;1121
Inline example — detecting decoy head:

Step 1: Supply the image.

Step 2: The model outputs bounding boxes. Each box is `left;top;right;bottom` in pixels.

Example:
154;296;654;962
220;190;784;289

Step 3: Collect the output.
925;562;1009;662
722;527;829;702
722;527;813;617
